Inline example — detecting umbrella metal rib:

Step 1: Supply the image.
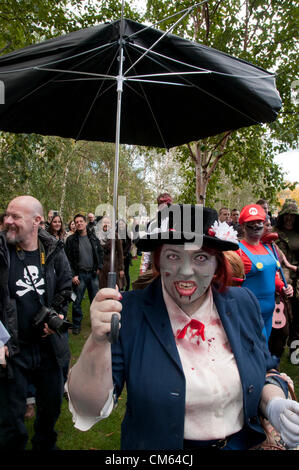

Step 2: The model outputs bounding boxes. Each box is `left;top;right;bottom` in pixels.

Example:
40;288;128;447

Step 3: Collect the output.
0;43;117;76
122;43;267;125
123;0;210;44
124;80;168;149
124;6;193;77
128;43;276;79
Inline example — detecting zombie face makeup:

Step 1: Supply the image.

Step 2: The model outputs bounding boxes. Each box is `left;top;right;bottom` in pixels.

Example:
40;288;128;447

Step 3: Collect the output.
244;220;264;241
160;244;217;315
283;214;295;230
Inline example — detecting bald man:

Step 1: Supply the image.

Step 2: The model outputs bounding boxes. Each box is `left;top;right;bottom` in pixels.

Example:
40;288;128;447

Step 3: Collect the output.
87;212;96;233
0;195;72;450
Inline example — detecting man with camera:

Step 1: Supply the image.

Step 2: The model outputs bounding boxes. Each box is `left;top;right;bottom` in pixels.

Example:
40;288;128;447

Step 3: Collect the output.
0;195;73;450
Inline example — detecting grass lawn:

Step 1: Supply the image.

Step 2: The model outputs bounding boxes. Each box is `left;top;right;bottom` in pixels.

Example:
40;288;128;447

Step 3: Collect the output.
25;255;299;450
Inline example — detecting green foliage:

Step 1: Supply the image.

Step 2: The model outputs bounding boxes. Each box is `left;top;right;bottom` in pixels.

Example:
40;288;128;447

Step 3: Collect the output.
0;132;155;220
0;1;142;54
145;0;298;204
69;0;142;28
0;1;297;209
0;0;75;52
175;126;292;208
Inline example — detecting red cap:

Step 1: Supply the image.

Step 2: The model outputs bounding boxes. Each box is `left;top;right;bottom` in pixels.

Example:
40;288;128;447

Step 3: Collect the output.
239;204;266;224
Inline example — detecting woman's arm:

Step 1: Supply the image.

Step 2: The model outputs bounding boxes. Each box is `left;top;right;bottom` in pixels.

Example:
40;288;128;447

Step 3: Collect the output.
259;383;286;416
259;382;299;448
276;245;298;272
67;288;122;417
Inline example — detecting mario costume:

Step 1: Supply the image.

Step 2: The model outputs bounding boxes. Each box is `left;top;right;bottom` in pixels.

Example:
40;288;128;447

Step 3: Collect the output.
237;205;284;341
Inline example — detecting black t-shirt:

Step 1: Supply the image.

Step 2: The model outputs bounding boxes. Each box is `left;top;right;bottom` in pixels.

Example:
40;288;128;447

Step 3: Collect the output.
8;247;45;343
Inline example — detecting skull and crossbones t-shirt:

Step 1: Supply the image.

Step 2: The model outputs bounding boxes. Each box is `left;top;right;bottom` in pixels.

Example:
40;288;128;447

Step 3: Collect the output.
8;247;45;343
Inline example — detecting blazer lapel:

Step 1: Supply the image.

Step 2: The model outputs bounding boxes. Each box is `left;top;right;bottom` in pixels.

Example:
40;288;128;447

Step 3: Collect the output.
213;288;247;393
142;278;183;372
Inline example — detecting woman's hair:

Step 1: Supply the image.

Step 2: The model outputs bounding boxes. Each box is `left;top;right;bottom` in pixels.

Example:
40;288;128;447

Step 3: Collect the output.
152;244;232;292
223;251;245;287
68;219;75;231
276;213;299;232
48;214;65;238
116;218;127;229
116;219;130;239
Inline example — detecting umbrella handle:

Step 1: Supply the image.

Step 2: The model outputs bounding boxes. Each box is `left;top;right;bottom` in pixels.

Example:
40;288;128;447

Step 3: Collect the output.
106;272;120;344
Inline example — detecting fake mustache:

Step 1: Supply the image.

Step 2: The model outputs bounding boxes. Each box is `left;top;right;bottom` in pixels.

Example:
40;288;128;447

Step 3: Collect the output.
245;224;264;234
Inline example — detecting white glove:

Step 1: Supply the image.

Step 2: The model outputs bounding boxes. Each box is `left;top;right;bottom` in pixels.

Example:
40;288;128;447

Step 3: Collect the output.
266;397;299;448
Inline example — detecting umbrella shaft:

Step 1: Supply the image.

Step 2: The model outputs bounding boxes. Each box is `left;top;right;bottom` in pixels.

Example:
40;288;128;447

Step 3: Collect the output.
110;44;124;278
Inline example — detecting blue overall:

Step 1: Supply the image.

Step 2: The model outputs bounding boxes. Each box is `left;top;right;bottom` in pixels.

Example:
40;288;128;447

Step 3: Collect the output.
239;242;279;342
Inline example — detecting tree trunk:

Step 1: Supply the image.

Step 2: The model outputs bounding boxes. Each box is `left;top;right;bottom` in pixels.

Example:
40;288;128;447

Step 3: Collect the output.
59;159;70;218
188;132;232;206
107;167;111;200
195;160;208;205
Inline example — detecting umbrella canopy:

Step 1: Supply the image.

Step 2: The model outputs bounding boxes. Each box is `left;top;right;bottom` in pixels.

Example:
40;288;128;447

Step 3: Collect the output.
0;18;281;148
0;15;283;344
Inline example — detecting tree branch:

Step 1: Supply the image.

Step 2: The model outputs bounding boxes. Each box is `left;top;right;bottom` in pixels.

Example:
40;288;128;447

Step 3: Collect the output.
205;131;232;167
204;3;210;41
206;149;230;180
187;143;198;165
243;0;250;52
0;42;12;54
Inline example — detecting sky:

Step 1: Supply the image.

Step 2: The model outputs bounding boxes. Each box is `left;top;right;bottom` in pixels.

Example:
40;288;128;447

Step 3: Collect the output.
274;150;299;184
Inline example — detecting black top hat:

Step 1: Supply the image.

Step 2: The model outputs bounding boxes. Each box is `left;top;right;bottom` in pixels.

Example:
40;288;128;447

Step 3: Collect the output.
136;204;239;252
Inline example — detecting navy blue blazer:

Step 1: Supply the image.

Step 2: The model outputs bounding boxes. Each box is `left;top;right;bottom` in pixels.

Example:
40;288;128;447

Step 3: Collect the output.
111;278;278;450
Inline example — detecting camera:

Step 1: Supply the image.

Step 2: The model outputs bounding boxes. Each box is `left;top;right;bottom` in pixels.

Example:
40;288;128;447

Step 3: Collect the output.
33;305;73;336
33;289;73;336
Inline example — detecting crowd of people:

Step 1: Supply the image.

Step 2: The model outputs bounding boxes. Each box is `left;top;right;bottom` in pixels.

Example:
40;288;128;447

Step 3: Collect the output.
0;193;298;451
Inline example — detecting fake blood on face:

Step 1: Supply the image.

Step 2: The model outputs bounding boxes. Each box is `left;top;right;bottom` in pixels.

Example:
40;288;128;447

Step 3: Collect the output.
174;280;197;297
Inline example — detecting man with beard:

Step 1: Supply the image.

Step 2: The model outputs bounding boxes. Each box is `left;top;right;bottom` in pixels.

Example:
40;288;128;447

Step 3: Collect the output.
237;204;293;342
0;195;72;450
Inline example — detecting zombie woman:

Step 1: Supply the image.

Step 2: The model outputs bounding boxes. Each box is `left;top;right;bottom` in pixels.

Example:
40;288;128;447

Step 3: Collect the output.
67;205;299;450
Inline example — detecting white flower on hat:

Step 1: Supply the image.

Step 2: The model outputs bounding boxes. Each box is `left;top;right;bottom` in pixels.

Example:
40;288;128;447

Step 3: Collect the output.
210;221;239;243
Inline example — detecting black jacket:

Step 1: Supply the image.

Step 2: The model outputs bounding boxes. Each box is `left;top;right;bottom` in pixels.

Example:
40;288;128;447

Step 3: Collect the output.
0;229;73;376
65;228;103;276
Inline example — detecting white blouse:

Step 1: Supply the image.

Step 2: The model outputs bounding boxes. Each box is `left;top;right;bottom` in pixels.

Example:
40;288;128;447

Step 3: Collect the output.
162;282;244;440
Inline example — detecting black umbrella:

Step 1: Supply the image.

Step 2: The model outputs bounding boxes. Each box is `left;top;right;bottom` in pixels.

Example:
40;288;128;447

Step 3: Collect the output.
0;19;281;146
0;5;282;342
